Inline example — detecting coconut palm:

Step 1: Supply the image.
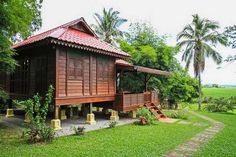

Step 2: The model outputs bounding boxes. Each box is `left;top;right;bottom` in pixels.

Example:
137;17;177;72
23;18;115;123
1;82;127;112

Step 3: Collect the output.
177;14;227;110
92;8;127;44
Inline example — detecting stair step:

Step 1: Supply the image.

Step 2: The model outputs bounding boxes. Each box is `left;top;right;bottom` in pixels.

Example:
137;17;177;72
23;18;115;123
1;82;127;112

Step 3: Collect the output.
145;103;166;120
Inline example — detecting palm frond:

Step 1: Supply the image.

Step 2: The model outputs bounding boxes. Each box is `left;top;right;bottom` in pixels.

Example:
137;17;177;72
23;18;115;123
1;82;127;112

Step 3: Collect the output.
93;8;127;43
203;42;222;64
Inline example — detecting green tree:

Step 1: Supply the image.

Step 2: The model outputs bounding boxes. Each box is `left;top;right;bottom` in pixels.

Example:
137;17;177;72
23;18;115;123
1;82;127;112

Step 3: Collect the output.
92;8;127;44
119;22;179;94
163;72;199;109
177;14;227;110
0;0;43;72
224;25;236;62
0;0;43;101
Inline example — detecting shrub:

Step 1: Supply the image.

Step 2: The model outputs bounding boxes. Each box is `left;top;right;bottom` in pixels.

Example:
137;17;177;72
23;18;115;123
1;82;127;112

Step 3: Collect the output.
204;97;236;112
202;97;214;103
166;110;188;120
17;85;55;144
0;88;9;109
108;121;118;128
71;125;85;136
137;108;157;125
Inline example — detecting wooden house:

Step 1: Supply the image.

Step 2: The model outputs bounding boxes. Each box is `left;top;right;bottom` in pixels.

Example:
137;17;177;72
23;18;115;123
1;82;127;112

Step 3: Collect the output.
0;18;171;129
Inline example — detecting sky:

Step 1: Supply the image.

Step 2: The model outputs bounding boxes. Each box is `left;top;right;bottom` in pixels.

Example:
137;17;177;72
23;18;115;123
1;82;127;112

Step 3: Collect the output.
38;0;236;85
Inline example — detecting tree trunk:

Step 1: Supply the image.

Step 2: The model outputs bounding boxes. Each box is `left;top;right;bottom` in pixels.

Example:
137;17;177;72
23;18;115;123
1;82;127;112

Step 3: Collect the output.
198;73;202;110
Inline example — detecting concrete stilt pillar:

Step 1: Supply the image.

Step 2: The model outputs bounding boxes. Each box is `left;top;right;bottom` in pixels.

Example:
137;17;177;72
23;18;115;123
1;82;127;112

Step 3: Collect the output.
24;113;31;123
110;110;119;121
129;110;137;118
5;109;14;118
60;109;67;120
51;106;62;130
86;103;96;125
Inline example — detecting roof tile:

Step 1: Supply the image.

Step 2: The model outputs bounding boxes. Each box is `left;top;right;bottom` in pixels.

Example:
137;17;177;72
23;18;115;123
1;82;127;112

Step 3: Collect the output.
12;18;130;58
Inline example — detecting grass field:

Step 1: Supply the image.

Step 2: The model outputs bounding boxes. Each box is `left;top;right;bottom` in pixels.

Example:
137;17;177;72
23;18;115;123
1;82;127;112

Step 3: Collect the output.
194;111;236;157
203;88;236;98
0;113;210;157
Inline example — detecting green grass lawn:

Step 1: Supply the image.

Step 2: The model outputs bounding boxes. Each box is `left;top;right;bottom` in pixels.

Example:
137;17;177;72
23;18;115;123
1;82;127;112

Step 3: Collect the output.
194;111;236;157
203;87;236;98
0;113;209;157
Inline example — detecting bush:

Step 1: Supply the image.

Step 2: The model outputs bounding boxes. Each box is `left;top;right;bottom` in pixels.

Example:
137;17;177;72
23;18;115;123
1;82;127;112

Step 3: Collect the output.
108;121;118;128
17;85;55;144
202;97;214;103
166;110;188;120
71;125;85;136
0;88;9;109
23;126;54;143
137;108;157;125
204;97;236;112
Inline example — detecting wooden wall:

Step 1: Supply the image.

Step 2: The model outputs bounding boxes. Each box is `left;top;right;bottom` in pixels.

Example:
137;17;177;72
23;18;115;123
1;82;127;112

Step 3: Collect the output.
4;46;56;100
55;46;116;105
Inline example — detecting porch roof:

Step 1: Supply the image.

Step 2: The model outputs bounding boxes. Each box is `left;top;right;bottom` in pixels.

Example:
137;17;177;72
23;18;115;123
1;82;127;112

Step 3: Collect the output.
116;59;172;76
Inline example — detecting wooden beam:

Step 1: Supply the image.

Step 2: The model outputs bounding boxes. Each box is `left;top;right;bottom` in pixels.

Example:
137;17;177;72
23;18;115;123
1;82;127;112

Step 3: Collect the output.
135;66;172;76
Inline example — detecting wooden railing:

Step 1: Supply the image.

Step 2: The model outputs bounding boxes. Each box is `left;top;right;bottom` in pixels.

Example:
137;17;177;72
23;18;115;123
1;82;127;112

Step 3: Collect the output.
114;91;159;112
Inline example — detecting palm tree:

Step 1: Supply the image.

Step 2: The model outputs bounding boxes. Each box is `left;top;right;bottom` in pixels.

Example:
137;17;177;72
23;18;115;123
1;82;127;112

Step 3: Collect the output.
92;8;127;44
177;14;227;110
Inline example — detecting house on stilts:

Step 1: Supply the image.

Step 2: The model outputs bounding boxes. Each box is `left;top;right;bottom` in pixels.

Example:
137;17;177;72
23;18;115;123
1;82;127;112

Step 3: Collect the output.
0;18;171;129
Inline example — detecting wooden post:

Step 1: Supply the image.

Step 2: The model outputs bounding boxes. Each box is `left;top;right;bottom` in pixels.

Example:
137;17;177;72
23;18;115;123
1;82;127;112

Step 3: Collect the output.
54;105;60;119
89;102;93;114
144;74;147;92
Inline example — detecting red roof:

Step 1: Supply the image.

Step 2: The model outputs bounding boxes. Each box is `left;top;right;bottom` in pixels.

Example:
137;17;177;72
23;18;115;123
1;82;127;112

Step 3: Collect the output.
116;59;133;67
12;18;130;58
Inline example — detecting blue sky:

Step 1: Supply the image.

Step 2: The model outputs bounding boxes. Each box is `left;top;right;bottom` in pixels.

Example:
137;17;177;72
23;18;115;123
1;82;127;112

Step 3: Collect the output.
38;0;236;85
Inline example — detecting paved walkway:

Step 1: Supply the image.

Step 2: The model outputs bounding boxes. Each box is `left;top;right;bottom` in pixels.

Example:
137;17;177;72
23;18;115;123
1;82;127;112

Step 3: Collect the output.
164;111;224;157
56;116;137;137
0;113;137;137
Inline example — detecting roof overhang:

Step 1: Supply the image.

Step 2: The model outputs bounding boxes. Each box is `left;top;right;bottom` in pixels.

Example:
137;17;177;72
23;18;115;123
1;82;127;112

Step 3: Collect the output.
116;59;172;76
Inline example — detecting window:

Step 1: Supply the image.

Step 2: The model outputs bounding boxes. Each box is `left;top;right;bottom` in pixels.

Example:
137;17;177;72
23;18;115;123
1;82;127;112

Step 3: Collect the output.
68;57;83;80
10;57;30;94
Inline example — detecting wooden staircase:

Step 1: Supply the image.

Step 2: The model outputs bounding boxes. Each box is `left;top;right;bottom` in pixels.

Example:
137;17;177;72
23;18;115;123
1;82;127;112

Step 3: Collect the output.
145;103;166;119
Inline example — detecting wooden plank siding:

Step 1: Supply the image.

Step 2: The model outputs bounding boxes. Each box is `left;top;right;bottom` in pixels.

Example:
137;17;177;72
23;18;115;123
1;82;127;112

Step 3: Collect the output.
114;91;159;112
55;46;116;105
3;46;56;100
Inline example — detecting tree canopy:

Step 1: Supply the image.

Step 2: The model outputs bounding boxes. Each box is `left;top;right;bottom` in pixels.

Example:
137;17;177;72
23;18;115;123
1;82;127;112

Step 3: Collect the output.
177;14;227;110
92;8;127;44
118;22;198;104
0;0;43;103
0;0;43;73
224;25;236;62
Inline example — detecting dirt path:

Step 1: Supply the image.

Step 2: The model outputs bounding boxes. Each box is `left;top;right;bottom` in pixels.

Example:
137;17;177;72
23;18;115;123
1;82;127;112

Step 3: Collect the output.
164;111;224;157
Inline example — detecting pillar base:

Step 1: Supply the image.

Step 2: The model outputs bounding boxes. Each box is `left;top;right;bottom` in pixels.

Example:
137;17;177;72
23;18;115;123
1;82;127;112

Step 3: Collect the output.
60;109;67;120
110;110;119;121
86;113;96;125
51;119;62;130
129;110;137;118
5;109;14;118
24;113;31;123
